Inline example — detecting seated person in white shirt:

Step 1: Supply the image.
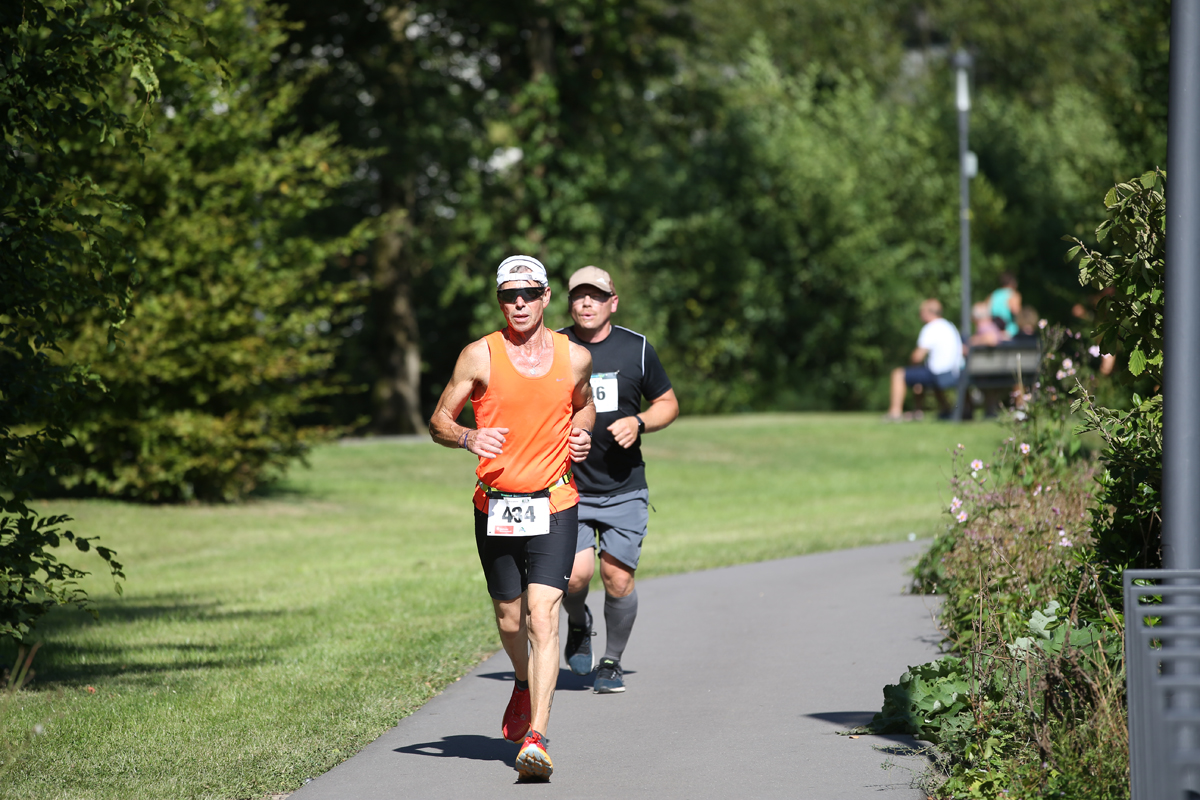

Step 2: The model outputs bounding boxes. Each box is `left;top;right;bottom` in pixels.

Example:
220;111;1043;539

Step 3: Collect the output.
885;298;964;421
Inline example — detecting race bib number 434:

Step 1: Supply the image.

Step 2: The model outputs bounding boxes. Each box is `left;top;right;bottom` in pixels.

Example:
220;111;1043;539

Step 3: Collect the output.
486;495;551;537
590;372;619;413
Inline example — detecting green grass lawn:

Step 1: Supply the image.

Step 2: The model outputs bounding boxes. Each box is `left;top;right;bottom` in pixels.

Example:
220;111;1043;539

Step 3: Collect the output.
0;413;1004;799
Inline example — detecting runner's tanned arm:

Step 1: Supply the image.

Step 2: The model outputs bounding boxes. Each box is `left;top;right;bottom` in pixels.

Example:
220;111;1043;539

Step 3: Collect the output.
567;342;596;462
429;339;508;459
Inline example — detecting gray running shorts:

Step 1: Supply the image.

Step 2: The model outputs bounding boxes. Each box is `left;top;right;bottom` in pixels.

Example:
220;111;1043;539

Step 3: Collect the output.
575;488;650;571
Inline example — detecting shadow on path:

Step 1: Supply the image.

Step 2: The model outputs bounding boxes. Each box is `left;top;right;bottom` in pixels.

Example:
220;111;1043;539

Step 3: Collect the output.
806;711;932;751
477;668;638;693
394;735;515;763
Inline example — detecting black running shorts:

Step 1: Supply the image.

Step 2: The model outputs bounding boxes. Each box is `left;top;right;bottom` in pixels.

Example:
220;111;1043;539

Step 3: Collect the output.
473;505;578;601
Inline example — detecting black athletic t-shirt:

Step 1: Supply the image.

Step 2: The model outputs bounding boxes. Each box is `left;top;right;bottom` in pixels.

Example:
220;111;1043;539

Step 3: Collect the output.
559;325;673;496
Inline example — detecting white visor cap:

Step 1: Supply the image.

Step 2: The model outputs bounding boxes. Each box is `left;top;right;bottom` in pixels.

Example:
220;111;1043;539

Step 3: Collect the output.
496;255;549;288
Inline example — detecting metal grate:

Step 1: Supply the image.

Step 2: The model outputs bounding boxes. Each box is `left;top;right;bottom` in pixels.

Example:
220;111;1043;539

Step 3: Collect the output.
1125;569;1200;800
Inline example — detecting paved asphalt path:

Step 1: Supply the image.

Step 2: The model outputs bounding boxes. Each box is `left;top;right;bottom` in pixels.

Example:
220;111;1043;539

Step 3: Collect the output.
290;541;941;800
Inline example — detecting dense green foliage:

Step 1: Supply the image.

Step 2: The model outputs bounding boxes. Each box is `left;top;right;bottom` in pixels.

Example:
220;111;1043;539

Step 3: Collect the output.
280;0;1170;425
53;0;384;501
1070;170;1164;574
0;1;197;637
280;0;688;429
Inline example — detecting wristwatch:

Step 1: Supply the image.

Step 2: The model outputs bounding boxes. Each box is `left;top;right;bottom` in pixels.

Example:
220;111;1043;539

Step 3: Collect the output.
635;415;645;433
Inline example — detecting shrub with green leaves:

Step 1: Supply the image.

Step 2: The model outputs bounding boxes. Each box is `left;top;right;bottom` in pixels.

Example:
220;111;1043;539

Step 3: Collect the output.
867;657;977;746
1069;169;1164;575
54;0;386;502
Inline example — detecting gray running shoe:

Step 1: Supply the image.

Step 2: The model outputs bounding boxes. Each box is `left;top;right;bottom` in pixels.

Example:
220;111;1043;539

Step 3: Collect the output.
565;605;595;675
592;657;625;693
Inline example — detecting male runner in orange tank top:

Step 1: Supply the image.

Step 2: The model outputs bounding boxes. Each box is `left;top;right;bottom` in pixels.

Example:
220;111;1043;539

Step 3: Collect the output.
429;255;595;781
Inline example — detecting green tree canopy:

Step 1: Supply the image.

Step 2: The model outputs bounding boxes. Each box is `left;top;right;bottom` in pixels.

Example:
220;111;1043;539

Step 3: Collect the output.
54;0;388;501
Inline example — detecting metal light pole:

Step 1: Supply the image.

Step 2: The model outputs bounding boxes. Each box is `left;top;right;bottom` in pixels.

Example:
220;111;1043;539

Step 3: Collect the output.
1126;5;1200;798
1162;0;1200;795
952;49;975;422
1164;0;1200;578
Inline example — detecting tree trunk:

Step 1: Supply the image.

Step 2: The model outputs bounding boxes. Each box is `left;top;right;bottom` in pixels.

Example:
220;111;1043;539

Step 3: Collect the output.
372;223;424;435
529;16;555;80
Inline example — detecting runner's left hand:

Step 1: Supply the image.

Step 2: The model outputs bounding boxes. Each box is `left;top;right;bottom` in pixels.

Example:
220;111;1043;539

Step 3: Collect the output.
568;427;592;462
608;416;639;449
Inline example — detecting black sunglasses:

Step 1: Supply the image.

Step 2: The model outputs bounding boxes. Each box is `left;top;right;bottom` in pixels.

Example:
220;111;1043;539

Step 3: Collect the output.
497;286;547;304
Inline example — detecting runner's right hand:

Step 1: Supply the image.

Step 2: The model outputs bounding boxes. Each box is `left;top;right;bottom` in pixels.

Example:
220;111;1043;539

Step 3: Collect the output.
468;427;508;459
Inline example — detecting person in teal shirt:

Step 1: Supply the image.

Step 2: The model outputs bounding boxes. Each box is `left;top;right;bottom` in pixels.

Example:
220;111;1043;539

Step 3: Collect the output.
989;272;1022;337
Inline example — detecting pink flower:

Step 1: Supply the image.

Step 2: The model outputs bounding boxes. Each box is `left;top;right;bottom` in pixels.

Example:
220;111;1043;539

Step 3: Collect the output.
1038;319;1048;329
950;496;963;512
1088;345;1101;358
1019;443;1031;455
956;511;968;523
1033;484;1043;496
970;459;984;471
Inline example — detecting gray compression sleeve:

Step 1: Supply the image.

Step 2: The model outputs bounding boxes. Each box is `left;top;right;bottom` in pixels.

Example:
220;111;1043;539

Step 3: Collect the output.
603;590;638;662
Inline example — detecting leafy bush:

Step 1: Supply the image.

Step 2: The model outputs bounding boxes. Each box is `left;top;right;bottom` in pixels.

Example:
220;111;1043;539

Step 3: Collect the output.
867;657;977;745
0;516;123;641
1069;170;1164;575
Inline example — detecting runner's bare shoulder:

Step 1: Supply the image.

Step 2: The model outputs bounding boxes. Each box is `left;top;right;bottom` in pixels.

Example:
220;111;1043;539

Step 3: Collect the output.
456;338;492;389
566;339;593;379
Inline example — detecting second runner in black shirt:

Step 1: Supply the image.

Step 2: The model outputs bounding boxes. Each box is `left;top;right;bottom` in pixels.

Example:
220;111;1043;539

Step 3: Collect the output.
557;265;678;694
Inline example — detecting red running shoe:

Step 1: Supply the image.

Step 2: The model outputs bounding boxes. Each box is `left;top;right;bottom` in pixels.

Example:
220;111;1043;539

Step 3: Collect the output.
501;685;530;742
515;729;553;781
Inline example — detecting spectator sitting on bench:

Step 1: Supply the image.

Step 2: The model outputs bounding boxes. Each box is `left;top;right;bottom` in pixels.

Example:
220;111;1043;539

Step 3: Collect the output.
968;301;1010;347
989;272;1022;337
885;298;963;421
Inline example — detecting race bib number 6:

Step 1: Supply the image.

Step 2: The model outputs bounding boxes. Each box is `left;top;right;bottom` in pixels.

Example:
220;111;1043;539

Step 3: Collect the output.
590;372;619;414
486;495;551;537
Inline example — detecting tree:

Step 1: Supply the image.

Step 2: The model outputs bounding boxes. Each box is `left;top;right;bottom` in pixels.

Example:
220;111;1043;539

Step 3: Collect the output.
280;0;689;430
54;0;386;502
0;0;197;638
913;0;1168;320
618;40;962;410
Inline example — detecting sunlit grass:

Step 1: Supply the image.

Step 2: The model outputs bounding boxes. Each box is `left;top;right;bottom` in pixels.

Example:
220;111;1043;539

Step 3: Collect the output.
0;413;1005;799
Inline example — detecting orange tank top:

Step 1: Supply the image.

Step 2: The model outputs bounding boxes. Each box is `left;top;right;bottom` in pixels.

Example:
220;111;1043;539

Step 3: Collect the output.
472;330;579;513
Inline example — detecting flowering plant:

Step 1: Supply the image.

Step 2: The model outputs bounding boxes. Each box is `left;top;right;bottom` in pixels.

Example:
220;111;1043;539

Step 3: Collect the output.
916;442;1095;647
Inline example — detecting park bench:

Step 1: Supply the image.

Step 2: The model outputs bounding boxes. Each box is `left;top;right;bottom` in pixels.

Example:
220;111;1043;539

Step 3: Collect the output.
965;341;1041;414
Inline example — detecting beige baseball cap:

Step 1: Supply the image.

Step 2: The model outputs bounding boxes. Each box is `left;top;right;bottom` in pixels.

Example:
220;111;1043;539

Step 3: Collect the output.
567;266;614;294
